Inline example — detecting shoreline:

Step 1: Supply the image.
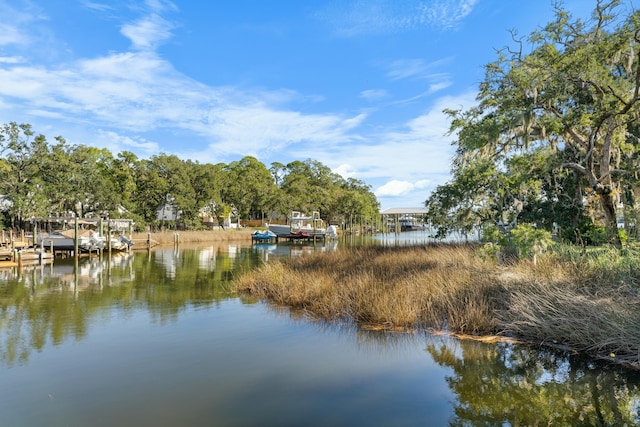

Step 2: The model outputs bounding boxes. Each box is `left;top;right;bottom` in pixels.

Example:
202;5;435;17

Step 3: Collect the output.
233;243;640;370
131;229;254;246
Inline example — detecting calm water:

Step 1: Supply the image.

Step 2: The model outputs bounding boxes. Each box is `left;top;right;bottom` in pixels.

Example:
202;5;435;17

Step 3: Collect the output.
1;237;640;426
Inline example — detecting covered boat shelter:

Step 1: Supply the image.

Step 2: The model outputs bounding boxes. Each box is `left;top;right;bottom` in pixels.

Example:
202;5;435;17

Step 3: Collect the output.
380;207;429;232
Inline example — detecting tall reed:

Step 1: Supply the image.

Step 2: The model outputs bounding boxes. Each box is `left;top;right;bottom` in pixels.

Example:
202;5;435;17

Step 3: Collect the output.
236;244;505;334
234;243;640;367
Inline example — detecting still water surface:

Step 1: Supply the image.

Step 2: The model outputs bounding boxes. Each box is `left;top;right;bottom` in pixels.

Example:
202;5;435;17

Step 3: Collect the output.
1;236;640;426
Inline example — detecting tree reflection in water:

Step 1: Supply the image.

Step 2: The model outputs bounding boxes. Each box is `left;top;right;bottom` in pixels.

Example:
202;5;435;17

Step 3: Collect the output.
2;243;640;426
427;338;640;425
0;245;253;367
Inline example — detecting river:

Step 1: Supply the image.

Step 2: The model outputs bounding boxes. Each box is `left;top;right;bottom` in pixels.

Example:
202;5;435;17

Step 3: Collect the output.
1;236;639;426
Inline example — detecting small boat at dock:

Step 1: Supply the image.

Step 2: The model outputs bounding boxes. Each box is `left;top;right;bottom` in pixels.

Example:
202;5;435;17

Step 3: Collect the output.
251;230;277;242
268;211;337;240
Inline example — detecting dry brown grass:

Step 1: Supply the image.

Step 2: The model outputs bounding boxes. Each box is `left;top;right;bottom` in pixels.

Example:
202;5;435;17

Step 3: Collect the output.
494;251;640;366
235;244;505;335
234;244;640;368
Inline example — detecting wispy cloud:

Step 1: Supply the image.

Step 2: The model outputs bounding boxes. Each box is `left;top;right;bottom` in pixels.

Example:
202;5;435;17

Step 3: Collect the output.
317;0;479;37
387;58;452;80
121;14;175;50
420;0;478;30
80;1;115;13
0;45;361;165
96;129;160;157
203;105;361;161
300;91;477;206
0;23;26;46
0;56;26;64
360;89;388;101
0;1;45;47
385;58;453;98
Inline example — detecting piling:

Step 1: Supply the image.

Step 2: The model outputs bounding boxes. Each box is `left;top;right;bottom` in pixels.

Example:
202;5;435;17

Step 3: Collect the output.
74;217;79;257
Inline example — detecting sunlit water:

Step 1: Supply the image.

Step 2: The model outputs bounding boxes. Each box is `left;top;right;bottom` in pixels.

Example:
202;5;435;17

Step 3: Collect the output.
1;238;639;426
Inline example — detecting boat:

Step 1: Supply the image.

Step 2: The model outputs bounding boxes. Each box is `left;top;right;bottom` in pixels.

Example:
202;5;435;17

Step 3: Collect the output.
251;230;277;242
267;211;329;238
387;215;427;232
36;229;105;252
288;230;312;239
104;234;135;251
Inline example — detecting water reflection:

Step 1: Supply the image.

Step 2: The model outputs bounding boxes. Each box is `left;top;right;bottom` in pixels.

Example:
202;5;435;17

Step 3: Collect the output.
0;245;259;367
252;240;339;261
1;241;640;426
427;337;640;425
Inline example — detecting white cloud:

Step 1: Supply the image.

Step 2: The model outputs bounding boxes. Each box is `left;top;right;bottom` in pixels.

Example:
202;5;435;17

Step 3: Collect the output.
333;164;357;178
375;179;432;197
387;59;429;80
420;0;478;29
0;0;45;47
145;0;178;13
428;81;452;94
360;89;388;101
0;0;481;211
96;129;160;157
387;58;453;82
0;23;25;46
0;56;26;64
318;0;479;37
291;91;477;208
80;1;114;13
341;113;368;129
121;14;175;50
205;105;356;158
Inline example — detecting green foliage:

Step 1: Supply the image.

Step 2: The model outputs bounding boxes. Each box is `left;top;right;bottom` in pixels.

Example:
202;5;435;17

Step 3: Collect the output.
222;156;277;220
428;1;640;247
583;225;609;246
479;223;553;262
276;159;379;226
510;224;553;259
0;123;379;230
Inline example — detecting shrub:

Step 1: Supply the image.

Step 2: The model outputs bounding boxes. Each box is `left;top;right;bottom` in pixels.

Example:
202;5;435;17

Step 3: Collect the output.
479;223;552;262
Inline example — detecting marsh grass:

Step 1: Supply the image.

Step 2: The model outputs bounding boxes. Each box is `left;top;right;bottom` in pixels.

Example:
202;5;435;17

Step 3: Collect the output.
235;244;504;334
234;243;640;367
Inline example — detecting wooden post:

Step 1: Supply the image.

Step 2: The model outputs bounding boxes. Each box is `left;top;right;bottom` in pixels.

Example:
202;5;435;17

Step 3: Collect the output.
74;217;79;257
128;221;132;252
33;221;38;248
107;219;112;254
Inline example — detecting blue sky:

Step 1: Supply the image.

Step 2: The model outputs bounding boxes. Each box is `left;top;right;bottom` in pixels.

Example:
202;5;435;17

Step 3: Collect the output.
0;0;602;210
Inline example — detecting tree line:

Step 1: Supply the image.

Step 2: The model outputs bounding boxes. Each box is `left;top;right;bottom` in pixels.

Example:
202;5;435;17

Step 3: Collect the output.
0;122;380;231
425;0;640;247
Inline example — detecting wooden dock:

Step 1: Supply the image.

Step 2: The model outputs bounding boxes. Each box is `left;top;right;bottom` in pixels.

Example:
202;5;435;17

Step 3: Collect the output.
0;248;54;268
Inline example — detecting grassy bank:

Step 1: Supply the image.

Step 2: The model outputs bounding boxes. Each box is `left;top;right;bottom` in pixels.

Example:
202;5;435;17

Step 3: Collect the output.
131;229;254;245
233;244;640;368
